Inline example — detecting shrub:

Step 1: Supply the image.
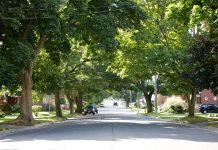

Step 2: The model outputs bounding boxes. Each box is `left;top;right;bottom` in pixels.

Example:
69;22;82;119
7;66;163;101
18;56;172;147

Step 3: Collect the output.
2;103;12;115
32;105;42;116
161;96;187;114
0;113;5;118
41;104;55;112
60;98;66;104
11;104;21;113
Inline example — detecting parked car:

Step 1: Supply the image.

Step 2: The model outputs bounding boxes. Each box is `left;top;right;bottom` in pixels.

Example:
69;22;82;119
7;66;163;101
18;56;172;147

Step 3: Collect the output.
113;102;118;106
83;105;98;115
199;104;218;114
99;103;104;107
92;105;98;113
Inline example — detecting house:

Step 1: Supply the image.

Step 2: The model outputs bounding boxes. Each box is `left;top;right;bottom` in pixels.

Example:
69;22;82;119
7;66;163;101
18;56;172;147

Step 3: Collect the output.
197;89;218;105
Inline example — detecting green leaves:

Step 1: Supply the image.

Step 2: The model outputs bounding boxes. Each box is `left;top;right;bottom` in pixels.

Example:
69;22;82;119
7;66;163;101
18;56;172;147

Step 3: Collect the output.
33;51;64;93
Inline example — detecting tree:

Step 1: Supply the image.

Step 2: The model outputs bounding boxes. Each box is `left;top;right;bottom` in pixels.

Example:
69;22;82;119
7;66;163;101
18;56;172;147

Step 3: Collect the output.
187;37;218;95
0;0;62;124
163;0;218;116
33;51;65;117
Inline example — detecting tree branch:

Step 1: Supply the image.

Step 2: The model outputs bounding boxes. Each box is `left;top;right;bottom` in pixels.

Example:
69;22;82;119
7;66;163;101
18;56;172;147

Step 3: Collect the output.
35;34;46;55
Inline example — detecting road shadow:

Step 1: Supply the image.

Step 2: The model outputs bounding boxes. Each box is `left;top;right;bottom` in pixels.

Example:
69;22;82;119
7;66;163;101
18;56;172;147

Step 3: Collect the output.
1;113;218;143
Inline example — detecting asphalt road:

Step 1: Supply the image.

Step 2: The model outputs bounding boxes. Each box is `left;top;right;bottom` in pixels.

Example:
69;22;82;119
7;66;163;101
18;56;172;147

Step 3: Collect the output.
0;106;218;150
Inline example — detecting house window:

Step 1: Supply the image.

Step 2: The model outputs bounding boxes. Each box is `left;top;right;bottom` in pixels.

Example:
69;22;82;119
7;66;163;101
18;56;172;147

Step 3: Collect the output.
214;97;217;101
205;97;208;100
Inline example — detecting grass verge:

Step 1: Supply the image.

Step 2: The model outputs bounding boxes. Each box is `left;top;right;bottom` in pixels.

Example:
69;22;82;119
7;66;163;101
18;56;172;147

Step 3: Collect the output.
0;127;9;131
206;123;218;128
178;116;218;124
144;112;186;119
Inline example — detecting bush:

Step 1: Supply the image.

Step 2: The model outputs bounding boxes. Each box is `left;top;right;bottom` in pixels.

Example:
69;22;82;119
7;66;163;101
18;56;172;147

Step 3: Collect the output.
60;98;66;104
0;113;5;118
161;96;187;114
170;105;184;114
2;103;12;115
11;104;20;113
32;105;42;116
41;104;55;112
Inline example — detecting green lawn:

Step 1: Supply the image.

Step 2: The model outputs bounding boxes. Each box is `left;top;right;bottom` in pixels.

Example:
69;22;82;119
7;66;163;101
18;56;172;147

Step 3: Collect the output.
178;116;218;124
206;123;218;128
0;110;82;124
144;112;187;119
0;127;9;131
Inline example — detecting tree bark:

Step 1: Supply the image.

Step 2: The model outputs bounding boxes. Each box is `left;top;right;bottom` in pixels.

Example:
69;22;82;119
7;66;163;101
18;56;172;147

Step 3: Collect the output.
75;91;83;113
66;93;75;114
15;65;34;125
143;90;153;113
139;80;154;113
55;90;62;117
188;89;197;117
69;100;73;114
125;100;130;108
15;34;46;124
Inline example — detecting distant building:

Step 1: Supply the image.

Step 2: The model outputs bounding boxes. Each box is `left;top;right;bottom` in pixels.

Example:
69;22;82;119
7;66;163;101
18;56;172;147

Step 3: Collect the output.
197;89;218;105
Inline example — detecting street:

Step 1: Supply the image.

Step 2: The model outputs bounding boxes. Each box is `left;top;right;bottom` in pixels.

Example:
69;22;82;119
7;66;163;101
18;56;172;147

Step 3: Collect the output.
0;106;218;150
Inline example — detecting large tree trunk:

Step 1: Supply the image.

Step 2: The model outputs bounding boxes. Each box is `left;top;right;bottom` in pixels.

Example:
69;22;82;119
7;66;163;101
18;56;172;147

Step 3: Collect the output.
125;100;130;108
66;93;75;114
75;91;83;113
188;89;197;117
69;100;74;114
55;90;62;117
15;34;46;125
139;80;154;113
143;90;153;113
15;65;34;125
123;92;130;108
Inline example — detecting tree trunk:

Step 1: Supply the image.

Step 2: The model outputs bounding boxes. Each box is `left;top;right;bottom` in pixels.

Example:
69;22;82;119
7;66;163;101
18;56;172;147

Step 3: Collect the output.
69;100;74;114
123;92;130;108
75;91;83;113
15;34;46;125
188;89;197;117
66;94;75;114
126;100;130;108
143;91;153;113
15;65;34;125
55;90;62;117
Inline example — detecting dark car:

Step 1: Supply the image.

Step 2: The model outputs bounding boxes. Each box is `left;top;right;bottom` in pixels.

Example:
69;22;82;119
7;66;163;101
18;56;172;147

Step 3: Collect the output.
199;104;218;114
92;105;98;113
83;105;98;115
113;102;118;106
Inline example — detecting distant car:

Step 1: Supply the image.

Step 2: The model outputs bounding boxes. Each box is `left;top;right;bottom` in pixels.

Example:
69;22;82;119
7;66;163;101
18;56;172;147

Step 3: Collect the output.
99;103;104;107
83;105;98;115
199;104;218;114
92;105;98;113
113;102;118;106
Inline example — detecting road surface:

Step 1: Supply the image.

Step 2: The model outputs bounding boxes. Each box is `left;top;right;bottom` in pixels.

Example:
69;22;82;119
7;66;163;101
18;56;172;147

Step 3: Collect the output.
0;106;218;150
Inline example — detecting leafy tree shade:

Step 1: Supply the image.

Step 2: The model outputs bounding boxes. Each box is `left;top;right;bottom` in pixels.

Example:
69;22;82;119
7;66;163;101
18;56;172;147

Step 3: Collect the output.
187;37;218;95
0;0;61;124
33;51;64;117
65;0;146;54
